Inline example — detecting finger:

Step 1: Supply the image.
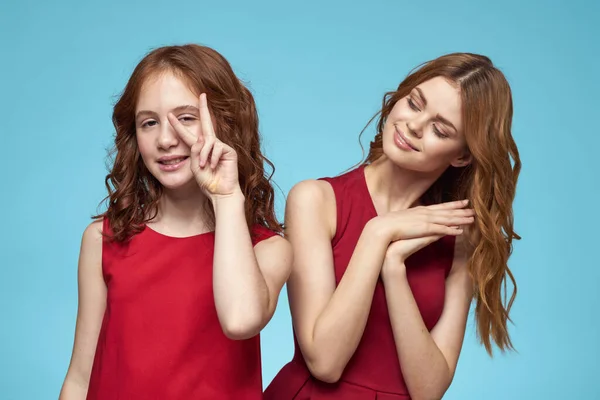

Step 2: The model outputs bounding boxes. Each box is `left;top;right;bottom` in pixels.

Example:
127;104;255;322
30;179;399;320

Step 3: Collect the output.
426;234;445;243
429;214;475;226
199;93;216;139
429;208;475;218
426;199;470;210
220;142;237;160
429;224;464;236
167;113;198;147
210;143;224;169
190;138;204;172
199;137;215;168
414;234;445;249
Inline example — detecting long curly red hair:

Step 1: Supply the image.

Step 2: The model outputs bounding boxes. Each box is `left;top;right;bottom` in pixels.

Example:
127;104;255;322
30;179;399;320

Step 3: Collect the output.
362;53;521;355
95;44;282;241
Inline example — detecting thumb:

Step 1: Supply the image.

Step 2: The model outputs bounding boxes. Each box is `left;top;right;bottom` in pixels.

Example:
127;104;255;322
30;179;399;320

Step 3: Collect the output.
414;234;443;250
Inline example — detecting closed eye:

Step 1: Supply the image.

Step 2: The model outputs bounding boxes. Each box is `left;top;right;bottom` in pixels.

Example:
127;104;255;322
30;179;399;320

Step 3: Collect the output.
433;124;449;139
407;97;421;112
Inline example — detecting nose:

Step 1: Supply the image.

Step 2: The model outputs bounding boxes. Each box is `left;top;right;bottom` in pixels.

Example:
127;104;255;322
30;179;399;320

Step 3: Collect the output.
406;113;427;139
157;120;179;150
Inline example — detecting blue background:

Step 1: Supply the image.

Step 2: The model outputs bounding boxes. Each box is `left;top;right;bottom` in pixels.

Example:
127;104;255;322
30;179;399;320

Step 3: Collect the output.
1;0;598;398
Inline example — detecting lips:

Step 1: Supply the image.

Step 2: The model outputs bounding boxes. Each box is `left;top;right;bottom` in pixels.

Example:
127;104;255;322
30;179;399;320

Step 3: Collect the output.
158;156;189;165
394;126;419;151
156;155;190;172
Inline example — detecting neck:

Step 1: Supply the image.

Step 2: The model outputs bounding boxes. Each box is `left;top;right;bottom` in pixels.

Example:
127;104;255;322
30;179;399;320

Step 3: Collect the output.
364;155;444;213
149;181;212;236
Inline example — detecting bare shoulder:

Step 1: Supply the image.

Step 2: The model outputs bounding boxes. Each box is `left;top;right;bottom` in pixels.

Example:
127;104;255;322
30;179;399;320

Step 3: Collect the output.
79;219;104;275
287;179;335;207
82;219;104;246
286;179;337;236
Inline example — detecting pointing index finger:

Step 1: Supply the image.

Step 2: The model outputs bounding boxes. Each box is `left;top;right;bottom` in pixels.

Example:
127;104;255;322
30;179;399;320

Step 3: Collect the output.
167;112;198;147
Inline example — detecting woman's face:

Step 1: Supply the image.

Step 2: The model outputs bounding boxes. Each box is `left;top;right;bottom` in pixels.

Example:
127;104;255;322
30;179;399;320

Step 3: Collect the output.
381;76;471;173
135;71;201;190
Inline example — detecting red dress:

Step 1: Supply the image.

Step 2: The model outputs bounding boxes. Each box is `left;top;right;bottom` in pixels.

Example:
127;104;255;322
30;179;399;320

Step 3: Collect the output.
264;166;455;400
86;219;277;400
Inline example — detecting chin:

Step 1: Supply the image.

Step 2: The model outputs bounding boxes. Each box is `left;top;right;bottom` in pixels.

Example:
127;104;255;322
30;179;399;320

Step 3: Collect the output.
162;179;197;191
150;170;196;191
382;137;416;165
160;181;194;191
381;143;440;174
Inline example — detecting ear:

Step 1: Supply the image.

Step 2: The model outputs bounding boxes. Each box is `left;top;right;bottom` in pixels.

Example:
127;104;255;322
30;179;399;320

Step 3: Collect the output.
450;150;472;168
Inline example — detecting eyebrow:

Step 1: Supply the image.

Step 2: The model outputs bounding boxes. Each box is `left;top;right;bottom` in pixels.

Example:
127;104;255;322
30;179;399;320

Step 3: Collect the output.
171;105;200;115
414;87;458;134
135;105;200;121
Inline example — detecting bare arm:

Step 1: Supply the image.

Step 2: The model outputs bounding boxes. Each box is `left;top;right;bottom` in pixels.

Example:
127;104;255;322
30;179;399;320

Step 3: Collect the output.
382;236;473;400
285;180;390;383
59;221;106;400
167;94;292;340
286;182;472;383
212;191;292;340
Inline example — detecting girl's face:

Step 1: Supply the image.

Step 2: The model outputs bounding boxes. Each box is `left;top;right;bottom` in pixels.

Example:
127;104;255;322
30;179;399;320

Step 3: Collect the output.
135;71;201;190
381;76;471;174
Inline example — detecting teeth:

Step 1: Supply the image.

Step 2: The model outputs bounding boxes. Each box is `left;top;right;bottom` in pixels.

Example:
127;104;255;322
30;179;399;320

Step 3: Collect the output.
161;158;185;165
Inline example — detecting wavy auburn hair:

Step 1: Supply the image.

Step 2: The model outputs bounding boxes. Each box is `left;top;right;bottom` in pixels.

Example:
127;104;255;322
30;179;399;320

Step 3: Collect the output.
95;44;281;241
362;53;521;354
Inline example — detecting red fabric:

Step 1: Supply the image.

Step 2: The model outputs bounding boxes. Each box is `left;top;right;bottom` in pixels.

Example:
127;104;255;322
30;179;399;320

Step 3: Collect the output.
264;166;455;399
87;220;278;400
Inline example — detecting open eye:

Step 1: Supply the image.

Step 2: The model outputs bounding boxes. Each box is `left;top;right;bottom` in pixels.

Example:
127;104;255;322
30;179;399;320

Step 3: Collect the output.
141;120;158;128
178;115;197;124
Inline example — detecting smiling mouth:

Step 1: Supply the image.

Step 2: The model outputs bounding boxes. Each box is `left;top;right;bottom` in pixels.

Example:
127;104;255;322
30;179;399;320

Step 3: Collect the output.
394;126;419;151
158;156;189;165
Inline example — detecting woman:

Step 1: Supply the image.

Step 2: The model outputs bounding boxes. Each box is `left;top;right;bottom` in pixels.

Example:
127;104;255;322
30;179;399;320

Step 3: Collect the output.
265;53;520;399
59;44;292;400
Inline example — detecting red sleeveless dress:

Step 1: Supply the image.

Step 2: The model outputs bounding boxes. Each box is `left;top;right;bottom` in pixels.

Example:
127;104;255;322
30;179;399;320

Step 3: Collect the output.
86;219;277;400
264;166;455;400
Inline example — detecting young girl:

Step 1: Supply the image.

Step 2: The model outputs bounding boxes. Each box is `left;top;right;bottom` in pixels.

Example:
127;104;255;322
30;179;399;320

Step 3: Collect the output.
59;44;292;400
265;53;520;399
